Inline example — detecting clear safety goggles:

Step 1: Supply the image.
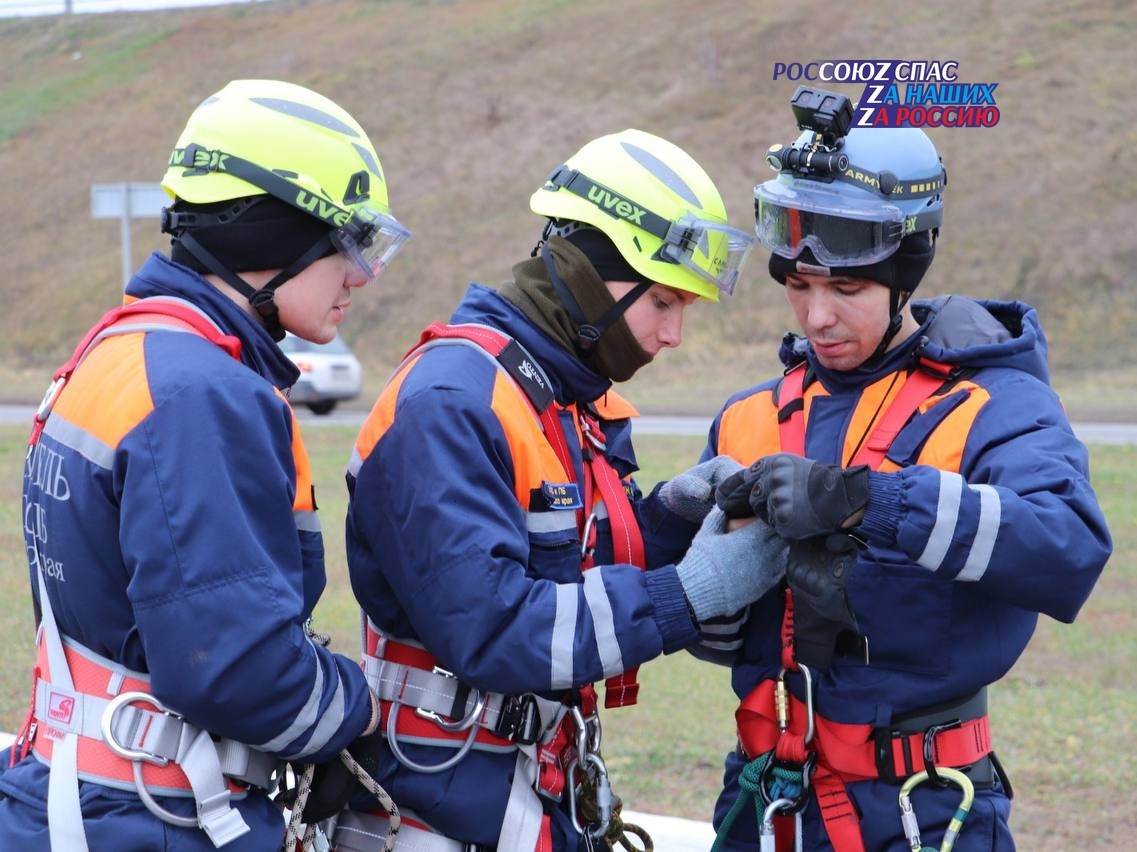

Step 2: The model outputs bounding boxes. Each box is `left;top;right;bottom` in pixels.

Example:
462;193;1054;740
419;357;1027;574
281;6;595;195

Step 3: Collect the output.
330;206;411;282
754;180;908;267
659;214;756;296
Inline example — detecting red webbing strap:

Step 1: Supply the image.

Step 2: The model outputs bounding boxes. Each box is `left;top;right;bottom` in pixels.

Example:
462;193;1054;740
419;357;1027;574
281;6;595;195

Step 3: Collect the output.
848;360;954;468
775;363;807;457
578;409;646;707
776;357;957;470
30;299;242;445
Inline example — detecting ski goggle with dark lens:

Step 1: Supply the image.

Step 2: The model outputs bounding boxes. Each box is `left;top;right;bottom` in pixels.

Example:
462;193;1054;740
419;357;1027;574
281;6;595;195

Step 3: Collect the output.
754;180;911;266
659;215;756;296
330;207;412;281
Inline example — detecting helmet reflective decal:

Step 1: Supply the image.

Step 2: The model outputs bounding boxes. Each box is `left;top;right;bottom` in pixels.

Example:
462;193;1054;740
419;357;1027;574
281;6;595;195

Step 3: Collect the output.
621;141;702;209
249;96;363;137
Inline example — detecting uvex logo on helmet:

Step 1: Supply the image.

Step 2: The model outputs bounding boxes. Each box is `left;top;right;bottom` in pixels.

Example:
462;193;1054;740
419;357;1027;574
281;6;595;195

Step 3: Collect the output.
294;191;353;227
585;185;646;226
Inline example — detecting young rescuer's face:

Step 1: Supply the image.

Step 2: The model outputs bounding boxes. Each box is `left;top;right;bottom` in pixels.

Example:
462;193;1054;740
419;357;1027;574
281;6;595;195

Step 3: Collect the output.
274;252;370;344
606;280;698;360
783;271;893;372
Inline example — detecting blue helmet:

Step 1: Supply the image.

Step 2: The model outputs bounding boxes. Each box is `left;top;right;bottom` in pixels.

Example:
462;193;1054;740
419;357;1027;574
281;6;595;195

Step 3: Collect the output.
755;126;946;269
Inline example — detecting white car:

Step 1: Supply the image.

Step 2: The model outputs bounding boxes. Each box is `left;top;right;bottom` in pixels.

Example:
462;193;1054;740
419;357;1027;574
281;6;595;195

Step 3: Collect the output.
279;332;363;415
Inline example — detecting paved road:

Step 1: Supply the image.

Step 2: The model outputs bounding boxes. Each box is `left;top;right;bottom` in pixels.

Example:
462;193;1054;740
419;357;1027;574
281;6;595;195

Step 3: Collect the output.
2;404;1134;444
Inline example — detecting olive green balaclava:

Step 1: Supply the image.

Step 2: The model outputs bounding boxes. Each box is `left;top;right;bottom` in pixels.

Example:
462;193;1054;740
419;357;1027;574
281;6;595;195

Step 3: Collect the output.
500;235;651;382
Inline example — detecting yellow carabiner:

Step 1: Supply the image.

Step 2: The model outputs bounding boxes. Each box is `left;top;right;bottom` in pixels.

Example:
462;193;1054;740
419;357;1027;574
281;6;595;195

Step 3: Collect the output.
898;766;975;852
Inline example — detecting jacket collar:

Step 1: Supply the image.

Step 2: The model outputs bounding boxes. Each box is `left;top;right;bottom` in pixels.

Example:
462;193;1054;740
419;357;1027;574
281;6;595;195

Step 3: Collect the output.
450;283;612;406
125;253;300;389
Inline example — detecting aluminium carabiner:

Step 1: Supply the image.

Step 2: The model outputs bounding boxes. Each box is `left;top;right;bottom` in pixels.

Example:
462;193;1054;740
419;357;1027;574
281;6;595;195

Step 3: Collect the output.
898;765;975;852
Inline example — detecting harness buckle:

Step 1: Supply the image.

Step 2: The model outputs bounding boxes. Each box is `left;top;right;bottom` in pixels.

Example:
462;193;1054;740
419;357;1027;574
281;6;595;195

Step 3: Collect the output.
101;690;179;767
922;719;963;787
493;693;541;746
414;667;486;733
873;717;964;785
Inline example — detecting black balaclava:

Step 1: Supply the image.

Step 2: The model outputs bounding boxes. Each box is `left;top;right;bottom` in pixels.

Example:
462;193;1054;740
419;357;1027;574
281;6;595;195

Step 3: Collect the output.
500;232;652;382
768;231;936;360
163;196;337;340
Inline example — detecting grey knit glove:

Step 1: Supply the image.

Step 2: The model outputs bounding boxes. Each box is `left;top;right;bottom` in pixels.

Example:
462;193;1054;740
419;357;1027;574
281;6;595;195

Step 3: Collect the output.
675;508;789;622
659;455;744;524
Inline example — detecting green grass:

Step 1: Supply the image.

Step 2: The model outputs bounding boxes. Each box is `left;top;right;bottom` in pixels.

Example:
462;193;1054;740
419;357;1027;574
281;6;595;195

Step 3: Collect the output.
1;425;1132;847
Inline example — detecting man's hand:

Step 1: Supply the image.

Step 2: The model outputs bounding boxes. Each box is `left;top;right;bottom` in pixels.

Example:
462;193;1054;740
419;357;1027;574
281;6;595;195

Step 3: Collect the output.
786;533;860;670
717;453;869;540
658;455;744;524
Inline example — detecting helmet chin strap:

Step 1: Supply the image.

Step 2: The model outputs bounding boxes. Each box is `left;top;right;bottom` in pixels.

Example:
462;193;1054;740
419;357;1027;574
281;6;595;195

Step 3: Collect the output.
539;240;650;356
175;231;335;342
867;287;913;362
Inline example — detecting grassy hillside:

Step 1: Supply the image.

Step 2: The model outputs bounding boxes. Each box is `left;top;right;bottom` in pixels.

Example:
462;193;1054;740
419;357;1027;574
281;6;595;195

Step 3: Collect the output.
1;0;1135;417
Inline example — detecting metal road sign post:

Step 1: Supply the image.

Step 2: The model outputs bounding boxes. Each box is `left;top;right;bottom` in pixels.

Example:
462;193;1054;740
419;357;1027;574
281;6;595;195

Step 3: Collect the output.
90;182;168;286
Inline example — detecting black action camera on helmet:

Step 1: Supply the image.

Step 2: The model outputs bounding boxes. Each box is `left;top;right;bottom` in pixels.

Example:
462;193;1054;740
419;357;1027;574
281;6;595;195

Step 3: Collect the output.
790;86;853;145
765;86;853;177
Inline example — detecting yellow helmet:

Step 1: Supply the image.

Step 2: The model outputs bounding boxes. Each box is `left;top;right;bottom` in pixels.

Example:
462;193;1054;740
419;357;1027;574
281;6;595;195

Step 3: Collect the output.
530;129;753;301
162;79;409;280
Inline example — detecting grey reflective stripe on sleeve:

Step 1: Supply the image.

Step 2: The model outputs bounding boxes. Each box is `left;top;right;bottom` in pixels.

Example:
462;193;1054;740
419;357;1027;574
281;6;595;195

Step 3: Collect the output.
956;484;1000;581
582;569;624;678
526;510;578;535
294;510;321;534
917;472;1001;581
42;416;115;471
916;471;963;572
258;646;345;758
550;584;577;690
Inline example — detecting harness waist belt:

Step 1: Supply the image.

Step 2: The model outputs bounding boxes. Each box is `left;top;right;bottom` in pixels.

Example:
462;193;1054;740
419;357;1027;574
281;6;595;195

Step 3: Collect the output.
362;652;544;749
31;636;277;795
738;681;992;783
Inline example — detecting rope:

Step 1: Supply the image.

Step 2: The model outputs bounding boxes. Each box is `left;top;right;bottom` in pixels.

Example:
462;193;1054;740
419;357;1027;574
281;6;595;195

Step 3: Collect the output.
711;755;767;851
712;751;809;851
283;749;401;851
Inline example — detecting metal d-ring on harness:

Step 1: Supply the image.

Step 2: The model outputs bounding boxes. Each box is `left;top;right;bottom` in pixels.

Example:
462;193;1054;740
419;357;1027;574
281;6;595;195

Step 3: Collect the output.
385;668;487;774
898;766;975;852
101;691;198;829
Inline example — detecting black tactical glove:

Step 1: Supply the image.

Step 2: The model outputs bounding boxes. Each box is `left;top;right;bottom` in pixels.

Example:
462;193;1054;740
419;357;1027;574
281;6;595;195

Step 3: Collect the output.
717;453;869;540
715;462;758;519
296;727;385;824
786;533;861;671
